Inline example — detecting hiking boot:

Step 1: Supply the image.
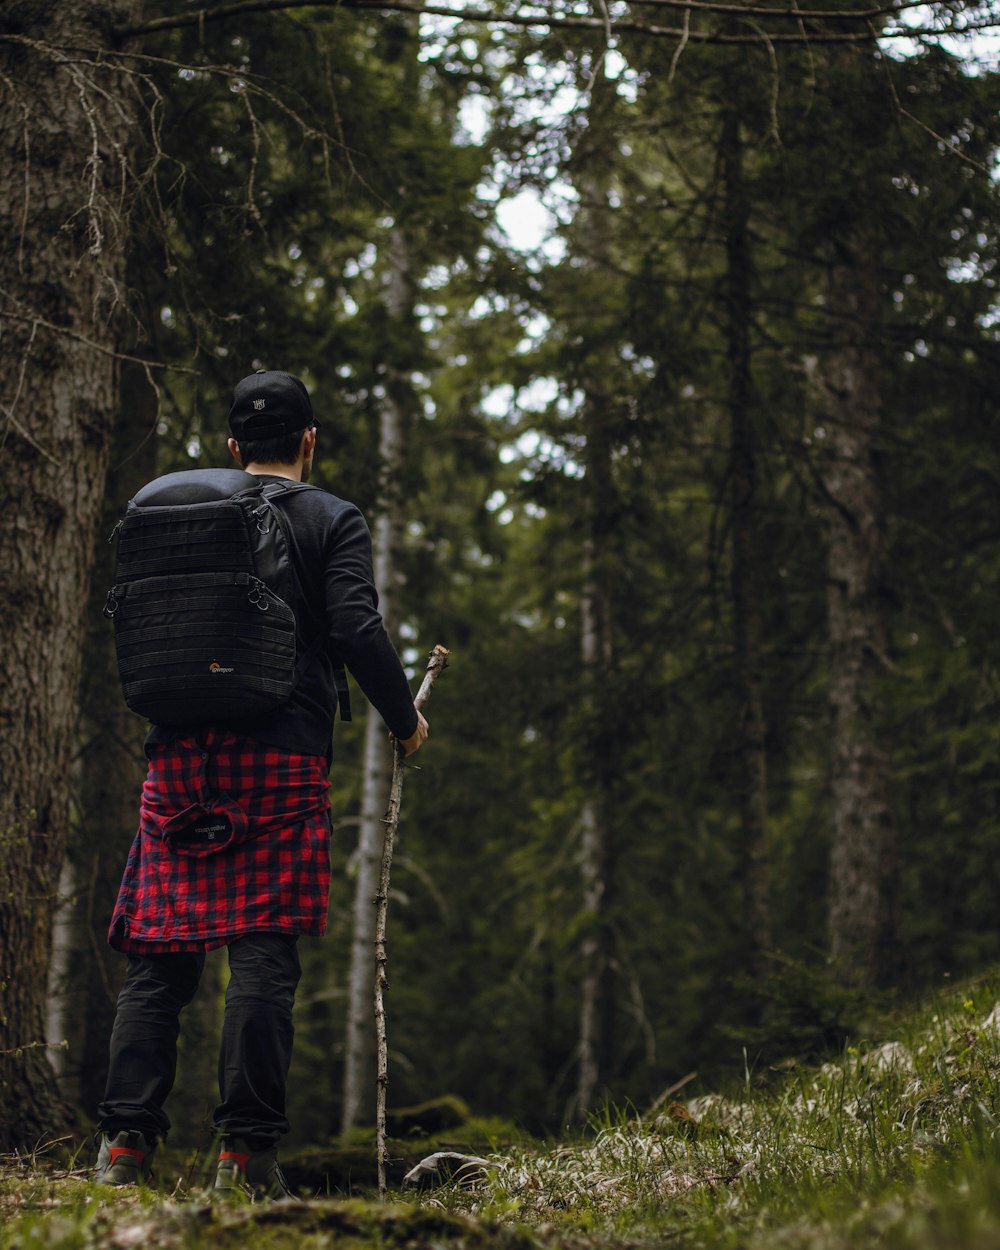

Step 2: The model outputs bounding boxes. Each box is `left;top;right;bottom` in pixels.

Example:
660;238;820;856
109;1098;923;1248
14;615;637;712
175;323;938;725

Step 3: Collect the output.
94;1129;156;1186
214;1138;297;1200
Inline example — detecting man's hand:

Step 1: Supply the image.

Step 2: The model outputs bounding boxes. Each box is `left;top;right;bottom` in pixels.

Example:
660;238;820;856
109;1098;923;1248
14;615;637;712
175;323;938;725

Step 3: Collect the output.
397;709;429;757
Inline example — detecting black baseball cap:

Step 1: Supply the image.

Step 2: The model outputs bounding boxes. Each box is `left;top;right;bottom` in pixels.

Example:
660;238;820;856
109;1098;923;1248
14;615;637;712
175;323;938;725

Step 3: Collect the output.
228;369;315;439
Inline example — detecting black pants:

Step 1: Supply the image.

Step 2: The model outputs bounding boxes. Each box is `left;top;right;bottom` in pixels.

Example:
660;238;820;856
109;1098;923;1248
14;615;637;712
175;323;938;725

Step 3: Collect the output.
97;933;301;1147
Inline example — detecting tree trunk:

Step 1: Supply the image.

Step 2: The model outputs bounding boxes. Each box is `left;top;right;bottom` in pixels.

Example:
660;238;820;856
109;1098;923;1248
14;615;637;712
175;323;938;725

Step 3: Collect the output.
62;358;159;1116
721;106;771;974
341;702;392;1131
44;858;78;1087
341;225;413;1131
574;542;615;1117
572;126;620;1117
818;226;897;987
0;1;141;1149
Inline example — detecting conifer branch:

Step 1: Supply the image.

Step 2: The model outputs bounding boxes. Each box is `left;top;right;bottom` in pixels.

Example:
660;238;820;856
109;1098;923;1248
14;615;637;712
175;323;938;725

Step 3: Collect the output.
375;644;450;1201
116;0;1000;44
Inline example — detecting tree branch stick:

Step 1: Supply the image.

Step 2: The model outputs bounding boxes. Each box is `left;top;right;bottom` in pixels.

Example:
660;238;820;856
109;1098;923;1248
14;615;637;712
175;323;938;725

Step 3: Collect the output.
375;644;450;1200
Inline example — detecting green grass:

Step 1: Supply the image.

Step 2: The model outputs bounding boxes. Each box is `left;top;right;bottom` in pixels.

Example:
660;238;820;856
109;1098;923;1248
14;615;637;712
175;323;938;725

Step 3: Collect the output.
440;974;1000;1249
6;976;1000;1249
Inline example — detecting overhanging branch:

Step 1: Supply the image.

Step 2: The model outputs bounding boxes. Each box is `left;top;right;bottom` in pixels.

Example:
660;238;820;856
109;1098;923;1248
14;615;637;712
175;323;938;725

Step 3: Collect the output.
116;0;1000;44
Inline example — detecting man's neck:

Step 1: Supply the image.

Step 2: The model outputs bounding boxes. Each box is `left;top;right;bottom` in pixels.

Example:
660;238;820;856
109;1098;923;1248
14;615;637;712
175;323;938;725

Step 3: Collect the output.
243;462;302;482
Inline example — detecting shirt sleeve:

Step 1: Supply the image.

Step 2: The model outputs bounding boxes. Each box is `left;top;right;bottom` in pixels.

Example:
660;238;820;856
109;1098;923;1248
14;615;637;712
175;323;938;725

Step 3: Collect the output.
323;504;418;741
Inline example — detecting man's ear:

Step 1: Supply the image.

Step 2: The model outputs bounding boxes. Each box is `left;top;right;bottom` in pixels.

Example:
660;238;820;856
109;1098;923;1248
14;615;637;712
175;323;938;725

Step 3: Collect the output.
228;436;245;467
303;427;317;458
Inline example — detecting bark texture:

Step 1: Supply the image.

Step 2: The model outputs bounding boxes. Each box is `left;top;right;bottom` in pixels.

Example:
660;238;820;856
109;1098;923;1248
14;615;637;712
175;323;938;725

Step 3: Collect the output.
819;227;897;987
0;0;141;1147
54;359;160;1114
722;106;771;973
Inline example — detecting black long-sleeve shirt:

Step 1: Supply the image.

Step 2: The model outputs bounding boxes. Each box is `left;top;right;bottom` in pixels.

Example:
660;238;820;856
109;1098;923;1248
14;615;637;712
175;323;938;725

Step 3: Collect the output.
147;477;417;760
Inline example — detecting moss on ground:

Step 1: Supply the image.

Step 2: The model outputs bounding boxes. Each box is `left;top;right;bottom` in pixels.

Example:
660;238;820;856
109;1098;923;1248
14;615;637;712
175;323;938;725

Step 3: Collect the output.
9;976;1000;1250
0;1171;615;1250
0;1149;611;1250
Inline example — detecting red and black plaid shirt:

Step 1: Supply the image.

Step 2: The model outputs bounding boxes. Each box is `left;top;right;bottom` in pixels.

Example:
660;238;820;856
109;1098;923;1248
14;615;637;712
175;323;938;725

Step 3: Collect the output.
109;731;331;954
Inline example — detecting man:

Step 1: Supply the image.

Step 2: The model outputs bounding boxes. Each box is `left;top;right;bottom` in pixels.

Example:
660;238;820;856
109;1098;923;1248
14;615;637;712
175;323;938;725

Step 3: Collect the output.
94;369;427;1197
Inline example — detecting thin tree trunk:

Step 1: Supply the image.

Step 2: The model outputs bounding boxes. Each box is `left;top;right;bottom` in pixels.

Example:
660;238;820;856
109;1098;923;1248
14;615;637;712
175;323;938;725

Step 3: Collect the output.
574;480;618;1118
0;2;141;1148
575;557;605;1115
44;859;78;1086
722;106;771;972
341;226;413;1132
572;133;619;1118
818;225;897;987
341;678;393;1131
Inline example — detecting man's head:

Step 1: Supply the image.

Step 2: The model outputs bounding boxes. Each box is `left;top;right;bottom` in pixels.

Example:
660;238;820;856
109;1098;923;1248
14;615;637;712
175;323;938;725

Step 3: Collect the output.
228;369;317;480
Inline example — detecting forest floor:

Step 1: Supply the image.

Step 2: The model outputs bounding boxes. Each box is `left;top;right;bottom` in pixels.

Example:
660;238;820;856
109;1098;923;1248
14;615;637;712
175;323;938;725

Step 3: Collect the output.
6;973;1000;1250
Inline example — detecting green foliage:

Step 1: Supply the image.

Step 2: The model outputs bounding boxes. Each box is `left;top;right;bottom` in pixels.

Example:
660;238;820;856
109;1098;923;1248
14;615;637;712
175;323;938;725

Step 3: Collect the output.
63;0;1000;1150
315;27;1000;1128
723;951;885;1063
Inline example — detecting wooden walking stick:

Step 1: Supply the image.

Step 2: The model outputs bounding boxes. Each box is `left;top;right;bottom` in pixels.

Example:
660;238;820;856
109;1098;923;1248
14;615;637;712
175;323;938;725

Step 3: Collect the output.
375;643;450;1199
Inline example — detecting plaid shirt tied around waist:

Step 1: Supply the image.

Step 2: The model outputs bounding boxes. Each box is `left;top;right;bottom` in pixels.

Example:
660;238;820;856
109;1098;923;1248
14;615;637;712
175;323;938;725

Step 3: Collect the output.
109;731;332;954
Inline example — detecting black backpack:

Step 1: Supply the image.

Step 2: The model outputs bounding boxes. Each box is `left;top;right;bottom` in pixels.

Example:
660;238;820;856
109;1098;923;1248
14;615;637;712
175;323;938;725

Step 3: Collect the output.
104;467;325;727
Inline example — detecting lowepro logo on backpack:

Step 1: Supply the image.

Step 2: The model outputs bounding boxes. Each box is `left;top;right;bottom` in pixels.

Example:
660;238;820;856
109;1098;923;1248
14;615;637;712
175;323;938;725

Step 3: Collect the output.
209;660;235;674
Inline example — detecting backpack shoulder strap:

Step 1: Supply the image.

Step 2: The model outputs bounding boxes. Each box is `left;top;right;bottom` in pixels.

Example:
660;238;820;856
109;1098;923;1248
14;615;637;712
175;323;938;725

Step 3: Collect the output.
258;479;318;501
257;479;352;723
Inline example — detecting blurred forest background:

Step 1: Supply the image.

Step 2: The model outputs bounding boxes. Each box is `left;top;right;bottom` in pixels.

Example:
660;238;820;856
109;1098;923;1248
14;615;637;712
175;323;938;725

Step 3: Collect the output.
3;0;1000;1154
